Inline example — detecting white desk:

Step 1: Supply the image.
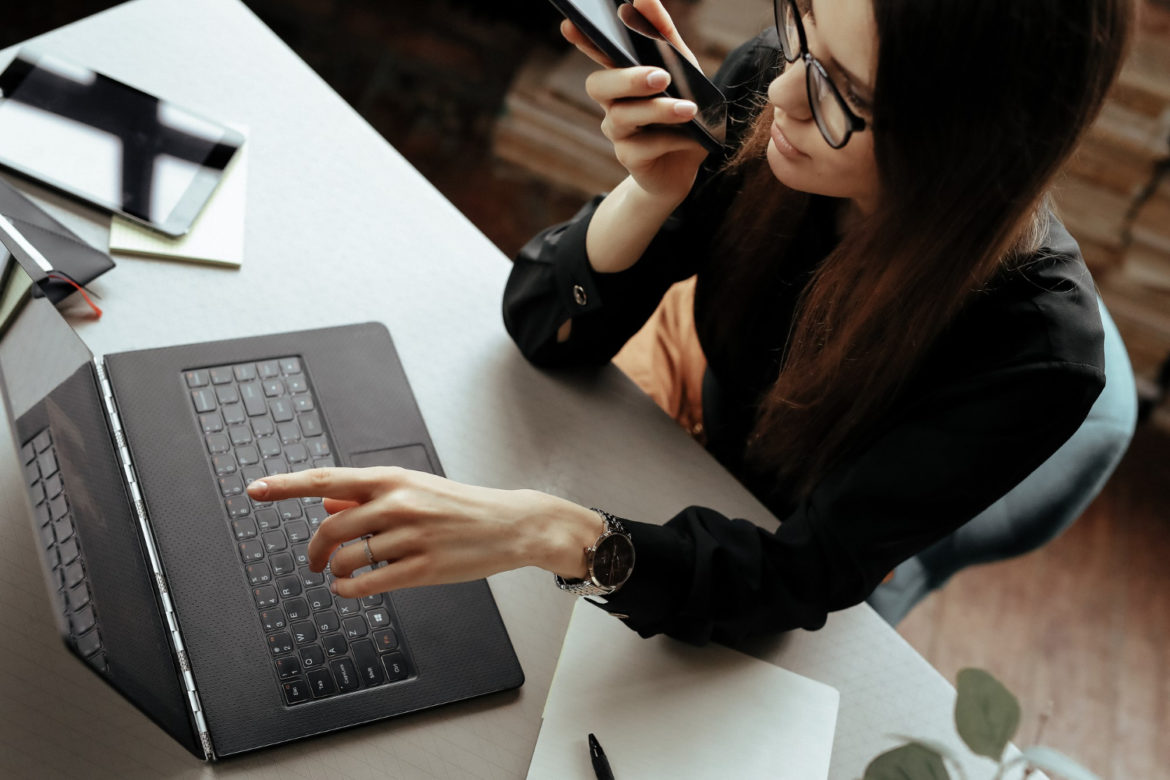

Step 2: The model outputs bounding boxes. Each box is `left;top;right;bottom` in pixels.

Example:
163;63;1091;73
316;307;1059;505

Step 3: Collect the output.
0;1;995;777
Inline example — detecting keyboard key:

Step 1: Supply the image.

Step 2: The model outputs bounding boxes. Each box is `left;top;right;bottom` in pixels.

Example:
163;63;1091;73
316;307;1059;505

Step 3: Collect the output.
342;616;368;639
260;607;287;632
315;610;341;634
292;544;311;568
300;569;325;588
209;367;234;385
350;640;385;687
76;628;102;658
275;655;301;680
25;460;40;486
225;496;251;518
286;520;310;543
38;450;58;479
238;540;264;563
300;644;326;671
191;388;217;413
232;517;258;540
255;507;281;532
276;576;302;599
262;378;284;397
308;668;336;699
66;581;90;611
246;562;273;585
58;537;80;566
366;608;391;630
277;422;301;445
64;561;85;589
287;375;308;393
307;438;331;458
282;678;310;705
285;443;309;464
335;597;360;617
233;363;257;382
380;652;411;682
43;473;63;500
253;586;279;608
293;395;314;413
199;412;223;433
205;433;230;454
228;425;253;446
271;553;295;576
306;504;328;529
258;437;282;458
53;516;74;542
373;628;399;653
262;530;288;554
71;603;96;635
280;357;302;375
242;465;267;485
291;621;318;645
184;370;209;388
284;597;310;622
306;588;332;612
330;658;360;693
222;404;246;426
276;500;302;521
251;417;275;437
258;360;281;379
299;412;323;437
270;399;294;423
33;430;52;452
359;594;383;608
323;634;347;657
219;474;244;496
267;632;294;656
239;381;267;416
215;385;240;405
265;457;288;477
213;454;237;476
236;445;260;466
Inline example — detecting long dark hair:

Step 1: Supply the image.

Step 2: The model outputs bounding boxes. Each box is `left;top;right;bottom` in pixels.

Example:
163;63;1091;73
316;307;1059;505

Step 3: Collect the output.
702;0;1132;499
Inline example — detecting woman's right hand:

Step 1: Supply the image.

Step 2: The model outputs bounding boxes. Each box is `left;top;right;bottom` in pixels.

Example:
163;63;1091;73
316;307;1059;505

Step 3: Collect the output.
562;0;709;204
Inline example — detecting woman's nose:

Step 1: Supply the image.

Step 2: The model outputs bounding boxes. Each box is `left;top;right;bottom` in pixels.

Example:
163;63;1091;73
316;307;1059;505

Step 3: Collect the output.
767;60;813;121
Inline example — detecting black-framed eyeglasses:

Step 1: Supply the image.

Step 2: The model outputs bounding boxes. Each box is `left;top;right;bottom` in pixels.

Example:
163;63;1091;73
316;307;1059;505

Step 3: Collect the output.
773;0;868;149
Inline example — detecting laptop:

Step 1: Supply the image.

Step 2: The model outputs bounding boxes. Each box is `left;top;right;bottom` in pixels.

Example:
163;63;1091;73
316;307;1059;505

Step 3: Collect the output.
0;224;523;759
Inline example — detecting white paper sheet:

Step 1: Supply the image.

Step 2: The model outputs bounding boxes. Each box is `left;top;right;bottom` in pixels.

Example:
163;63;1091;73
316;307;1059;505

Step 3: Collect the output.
528;599;840;779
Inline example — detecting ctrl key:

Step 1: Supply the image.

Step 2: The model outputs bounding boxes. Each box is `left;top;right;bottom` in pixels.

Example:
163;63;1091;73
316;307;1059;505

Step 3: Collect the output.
281;677;310;705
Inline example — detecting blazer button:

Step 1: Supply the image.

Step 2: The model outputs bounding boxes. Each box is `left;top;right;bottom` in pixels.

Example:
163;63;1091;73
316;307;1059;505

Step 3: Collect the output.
572;284;588;306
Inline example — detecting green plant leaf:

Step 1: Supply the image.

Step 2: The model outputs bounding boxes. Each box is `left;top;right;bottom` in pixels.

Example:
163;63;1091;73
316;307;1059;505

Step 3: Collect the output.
864;743;952;780
1020;746;1101;780
954;668;1020;760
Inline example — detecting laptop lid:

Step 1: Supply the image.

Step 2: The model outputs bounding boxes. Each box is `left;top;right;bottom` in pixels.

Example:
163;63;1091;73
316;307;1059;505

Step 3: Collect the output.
0;251;205;758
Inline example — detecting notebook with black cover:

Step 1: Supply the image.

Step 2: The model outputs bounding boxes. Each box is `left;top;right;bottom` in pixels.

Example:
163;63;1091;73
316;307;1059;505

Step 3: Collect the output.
0;245;523;758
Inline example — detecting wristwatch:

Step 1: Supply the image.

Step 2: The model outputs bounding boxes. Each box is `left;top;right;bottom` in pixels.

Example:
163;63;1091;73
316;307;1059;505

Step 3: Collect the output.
554;509;636;596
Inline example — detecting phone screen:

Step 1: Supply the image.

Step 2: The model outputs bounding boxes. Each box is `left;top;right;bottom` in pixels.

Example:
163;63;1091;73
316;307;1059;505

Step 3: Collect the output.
550;0;727;150
0;49;244;236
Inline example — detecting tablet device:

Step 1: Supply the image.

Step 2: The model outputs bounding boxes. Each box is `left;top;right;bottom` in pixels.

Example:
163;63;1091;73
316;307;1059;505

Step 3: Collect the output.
548;0;727;152
0;49;244;237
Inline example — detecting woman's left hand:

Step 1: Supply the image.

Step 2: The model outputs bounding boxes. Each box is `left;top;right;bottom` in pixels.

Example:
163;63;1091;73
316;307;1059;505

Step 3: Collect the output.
246;467;603;598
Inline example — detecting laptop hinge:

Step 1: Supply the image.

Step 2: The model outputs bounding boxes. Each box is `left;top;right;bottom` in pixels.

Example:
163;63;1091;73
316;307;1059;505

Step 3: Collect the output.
94;359;215;761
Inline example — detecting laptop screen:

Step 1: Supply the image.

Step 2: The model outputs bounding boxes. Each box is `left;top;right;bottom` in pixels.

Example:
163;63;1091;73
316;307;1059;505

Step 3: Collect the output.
0;251;202;754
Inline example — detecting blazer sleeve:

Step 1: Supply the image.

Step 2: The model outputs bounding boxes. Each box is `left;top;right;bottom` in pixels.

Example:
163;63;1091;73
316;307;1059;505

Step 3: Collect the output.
594;361;1104;645
502;33;780;368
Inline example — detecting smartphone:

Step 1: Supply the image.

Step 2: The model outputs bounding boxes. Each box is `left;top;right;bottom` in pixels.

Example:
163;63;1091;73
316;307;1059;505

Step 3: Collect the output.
548;0;727;152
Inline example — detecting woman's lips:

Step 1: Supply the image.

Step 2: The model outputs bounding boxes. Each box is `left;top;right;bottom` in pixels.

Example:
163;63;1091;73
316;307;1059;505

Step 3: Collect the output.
770;112;807;159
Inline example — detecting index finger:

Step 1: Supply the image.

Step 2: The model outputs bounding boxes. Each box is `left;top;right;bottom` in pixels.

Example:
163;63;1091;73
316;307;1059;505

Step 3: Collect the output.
630;0;700;67
246;466;397;504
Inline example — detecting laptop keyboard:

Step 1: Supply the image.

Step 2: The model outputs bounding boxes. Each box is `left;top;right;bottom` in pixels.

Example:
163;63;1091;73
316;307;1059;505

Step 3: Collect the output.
185;357;415;706
21;428;108;672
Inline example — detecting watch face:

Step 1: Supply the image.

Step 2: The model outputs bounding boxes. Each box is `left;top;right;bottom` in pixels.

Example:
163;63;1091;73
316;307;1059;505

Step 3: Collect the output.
592;534;635;588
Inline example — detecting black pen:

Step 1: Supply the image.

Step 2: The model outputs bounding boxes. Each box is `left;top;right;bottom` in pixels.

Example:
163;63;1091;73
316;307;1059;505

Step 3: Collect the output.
588;732;615;780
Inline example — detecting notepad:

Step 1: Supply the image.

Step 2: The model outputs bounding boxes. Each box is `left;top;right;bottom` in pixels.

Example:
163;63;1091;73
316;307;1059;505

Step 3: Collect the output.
528;600;840;779
108;129;249;267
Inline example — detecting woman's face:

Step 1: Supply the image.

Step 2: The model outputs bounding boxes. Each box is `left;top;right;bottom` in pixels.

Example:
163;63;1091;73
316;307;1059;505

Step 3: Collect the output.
766;0;881;214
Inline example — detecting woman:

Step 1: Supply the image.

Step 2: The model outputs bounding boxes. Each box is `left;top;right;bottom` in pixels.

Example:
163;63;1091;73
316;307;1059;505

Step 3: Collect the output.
249;0;1132;644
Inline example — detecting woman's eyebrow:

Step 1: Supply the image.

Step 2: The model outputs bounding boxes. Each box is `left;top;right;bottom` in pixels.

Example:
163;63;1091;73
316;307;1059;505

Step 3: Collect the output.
807;0;873;97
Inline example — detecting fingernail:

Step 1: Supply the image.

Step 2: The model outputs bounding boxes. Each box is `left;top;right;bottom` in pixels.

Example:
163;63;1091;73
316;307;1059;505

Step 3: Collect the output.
674;100;697;117
647;70;669;89
246;480;268;498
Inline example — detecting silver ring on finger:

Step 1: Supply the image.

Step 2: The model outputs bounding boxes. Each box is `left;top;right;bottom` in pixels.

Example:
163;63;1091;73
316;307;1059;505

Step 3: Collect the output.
363;535;377;566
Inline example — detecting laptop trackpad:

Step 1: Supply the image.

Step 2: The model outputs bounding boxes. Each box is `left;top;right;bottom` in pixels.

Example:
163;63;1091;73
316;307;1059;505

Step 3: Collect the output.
349;444;434;474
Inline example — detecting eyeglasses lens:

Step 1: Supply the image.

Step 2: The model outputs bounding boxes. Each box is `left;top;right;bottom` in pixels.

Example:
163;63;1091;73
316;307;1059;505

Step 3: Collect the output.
776;0;799;62
807;66;848;147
